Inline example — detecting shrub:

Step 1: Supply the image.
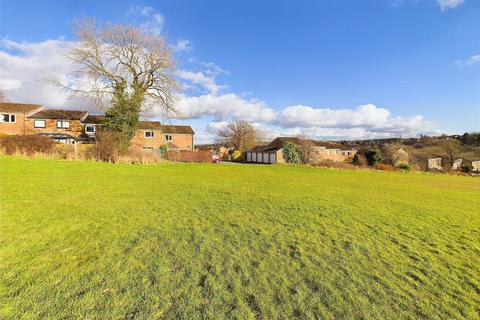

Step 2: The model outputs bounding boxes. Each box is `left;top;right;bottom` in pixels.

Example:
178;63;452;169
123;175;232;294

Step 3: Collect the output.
365;148;383;166
375;163;395;171
396;163;411;171
94;130;121;162
0;135;54;156
159;144;168;159
283;143;301;164
166;151;212;163
353;153;368;166
118;147;162;164
461;163;473;173
313;160;358;170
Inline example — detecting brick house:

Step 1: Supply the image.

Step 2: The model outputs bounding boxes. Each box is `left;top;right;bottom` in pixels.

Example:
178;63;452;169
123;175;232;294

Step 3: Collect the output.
1;102;195;151
0;102;43;135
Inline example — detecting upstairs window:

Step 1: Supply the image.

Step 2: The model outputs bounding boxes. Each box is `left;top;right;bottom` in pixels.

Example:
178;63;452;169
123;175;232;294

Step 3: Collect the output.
56;120;70;129
165;134;173;141
34;120;46;128
144;131;154;138
1;114;15;123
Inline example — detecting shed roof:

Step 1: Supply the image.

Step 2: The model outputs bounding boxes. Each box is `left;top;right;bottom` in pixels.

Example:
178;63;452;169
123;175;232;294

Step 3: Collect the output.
29;109;88;120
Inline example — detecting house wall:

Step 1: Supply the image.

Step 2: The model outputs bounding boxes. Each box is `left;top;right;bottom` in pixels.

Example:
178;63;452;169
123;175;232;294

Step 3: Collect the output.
130;130;194;151
0;112;27;135
169;133;194;151
24;118;84;136
310;147;356;162
471;161;480;172
131;129;165;149
428;158;442;170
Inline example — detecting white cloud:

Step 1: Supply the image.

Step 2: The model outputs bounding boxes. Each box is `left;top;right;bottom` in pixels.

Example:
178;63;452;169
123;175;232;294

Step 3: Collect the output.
0;78;22;90
175;93;276;123
437;0;464;10
456;54;480;66
176;70;226;94
172;39;193;52
391;0;465;10
0;38;436;141
128;5;165;35
0;39;95;108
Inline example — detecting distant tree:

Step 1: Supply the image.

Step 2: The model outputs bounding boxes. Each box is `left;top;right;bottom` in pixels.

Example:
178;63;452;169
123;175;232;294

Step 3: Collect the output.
62;18;178;149
283;143;301;164
440;139;462;167
216;121;261;151
462;132;480;146
353;153;368;166
364;148;383;166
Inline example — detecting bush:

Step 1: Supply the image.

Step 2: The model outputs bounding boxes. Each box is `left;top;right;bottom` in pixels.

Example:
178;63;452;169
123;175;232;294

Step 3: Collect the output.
230;149;243;162
375;163;396;171
166;151;212;163
365;148;383;166
118;147;162;164
0;135;54;155
313;160;358;170
461;163;473;173
353;153;368;166
396;163;411;171
283;143;301;164
159;144;168;159
94;130;121;162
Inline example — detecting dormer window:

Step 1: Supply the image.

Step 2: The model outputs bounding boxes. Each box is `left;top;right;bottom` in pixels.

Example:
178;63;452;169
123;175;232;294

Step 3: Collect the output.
144;131;154;138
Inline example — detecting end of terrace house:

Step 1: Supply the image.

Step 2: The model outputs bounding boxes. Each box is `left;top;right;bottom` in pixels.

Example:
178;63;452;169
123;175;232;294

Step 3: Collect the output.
0;102;195;152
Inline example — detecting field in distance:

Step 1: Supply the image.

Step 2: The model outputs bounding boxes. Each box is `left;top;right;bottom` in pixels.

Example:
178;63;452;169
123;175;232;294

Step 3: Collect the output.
0;157;479;319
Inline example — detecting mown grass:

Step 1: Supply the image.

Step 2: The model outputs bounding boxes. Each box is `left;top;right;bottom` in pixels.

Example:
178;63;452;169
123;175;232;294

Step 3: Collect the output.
0;157;479;319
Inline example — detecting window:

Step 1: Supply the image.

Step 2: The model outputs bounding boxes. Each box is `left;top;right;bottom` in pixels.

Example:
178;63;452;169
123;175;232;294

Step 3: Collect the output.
34;120;46;128
56;120;70;129
165;134;173;141
1;114;15;123
85;125;95;133
326;150;330;156
142;146;154;151
144;131;154;138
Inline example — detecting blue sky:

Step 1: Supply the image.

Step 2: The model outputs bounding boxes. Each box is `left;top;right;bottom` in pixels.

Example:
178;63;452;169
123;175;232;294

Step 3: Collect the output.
0;0;478;142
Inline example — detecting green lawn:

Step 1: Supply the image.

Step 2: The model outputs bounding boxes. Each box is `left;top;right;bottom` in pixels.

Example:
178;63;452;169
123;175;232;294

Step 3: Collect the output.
0;157;479;319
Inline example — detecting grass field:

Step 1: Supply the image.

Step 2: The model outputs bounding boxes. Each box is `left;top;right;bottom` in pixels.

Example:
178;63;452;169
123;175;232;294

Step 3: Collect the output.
0;157;479;319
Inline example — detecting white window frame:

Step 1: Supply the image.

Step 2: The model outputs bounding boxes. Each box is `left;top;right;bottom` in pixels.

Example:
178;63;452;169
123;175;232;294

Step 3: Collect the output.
144;131;154;138
56;120;70;129
165;134;173;141
1;113;16;123
34;119;46;128
85;124;95;133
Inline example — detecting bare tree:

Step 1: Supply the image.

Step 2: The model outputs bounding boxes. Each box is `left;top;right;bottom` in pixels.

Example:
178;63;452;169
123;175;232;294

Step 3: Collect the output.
216;121;261;151
61;18;178;146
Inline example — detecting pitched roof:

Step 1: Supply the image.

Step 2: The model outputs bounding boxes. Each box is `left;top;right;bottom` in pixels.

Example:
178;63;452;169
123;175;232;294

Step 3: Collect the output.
83;115;105;124
29;109;88;120
138;121;162;129
161;125;195;134
0;102;43;113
